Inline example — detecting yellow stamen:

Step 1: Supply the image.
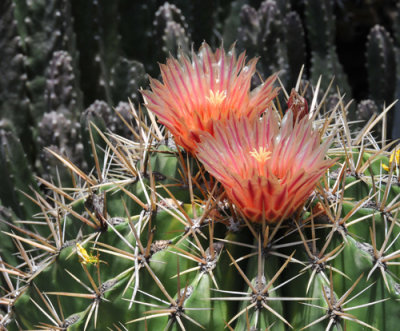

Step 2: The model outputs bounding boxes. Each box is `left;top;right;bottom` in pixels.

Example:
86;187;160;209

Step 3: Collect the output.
76;243;101;265
250;147;271;163
206;90;226;106
383;150;400;172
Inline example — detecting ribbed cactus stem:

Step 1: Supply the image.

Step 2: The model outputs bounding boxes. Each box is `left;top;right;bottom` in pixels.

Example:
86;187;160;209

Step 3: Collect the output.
366;25;396;107
153;2;190;58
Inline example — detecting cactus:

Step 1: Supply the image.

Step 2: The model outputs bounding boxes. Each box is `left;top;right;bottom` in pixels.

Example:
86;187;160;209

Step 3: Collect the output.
390;2;400;140
2;0;400;190
355;99;381;136
23;0;78;120
0;0;32;159
37;111;83;182
2;2;400;329
284;11;307;88
366;24;397;137
0;121;38;220
305;0;352;100
238;0;289;82
110;57;147;106
44;50;82;117
1;43;400;331
366;25;396;110
222;0;247;47
236;0;308;90
71;0;121;105
153;2;191;59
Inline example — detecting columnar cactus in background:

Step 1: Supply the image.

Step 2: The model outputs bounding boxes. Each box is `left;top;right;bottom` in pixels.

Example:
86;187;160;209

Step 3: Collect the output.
153;2;191;59
1;43;400;331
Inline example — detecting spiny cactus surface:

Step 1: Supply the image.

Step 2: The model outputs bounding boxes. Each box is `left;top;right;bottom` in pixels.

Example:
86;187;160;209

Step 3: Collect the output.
1;43;400;331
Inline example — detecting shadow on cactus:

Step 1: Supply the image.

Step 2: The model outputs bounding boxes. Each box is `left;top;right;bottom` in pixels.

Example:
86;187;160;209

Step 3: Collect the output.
1;43;400;331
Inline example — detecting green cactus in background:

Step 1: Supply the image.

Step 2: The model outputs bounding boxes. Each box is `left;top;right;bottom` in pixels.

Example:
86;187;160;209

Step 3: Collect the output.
0;121;38;220
304;0;352;100
153;2;191;59
391;2;400;139
284;11;307;88
0;0;33;160
23;0;78;120
237;0;292;83
110;57;147;106
44;50;82;117
366;25;396;108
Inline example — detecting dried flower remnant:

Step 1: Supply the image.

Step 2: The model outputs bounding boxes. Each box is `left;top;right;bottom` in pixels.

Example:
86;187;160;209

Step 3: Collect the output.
197;110;333;223
142;42;278;154
287;89;308;123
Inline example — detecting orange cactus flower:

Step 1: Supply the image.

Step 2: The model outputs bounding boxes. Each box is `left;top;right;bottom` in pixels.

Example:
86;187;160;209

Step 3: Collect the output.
142;43;278;154
196;110;334;223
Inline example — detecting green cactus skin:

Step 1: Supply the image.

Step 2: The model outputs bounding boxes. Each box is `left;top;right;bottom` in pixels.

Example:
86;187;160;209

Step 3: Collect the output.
356;100;379;124
390;3;400;140
80;100;108;172
304;0;335;57
23;0;78;120
0;206;21;266
0;123;39;220
45;50;82;118
153;2;191;59
238;0;289;81
305;0;352;100
366;24;397;137
236;0;308;89
0;0;33;161
222;0;247;47
71;0;121;106
366;25;396;109
284;11;306;88
110;57;147;106
37;111;84;183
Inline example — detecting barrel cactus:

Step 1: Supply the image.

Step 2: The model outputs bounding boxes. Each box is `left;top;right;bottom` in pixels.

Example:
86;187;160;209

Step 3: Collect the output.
1;43;400;331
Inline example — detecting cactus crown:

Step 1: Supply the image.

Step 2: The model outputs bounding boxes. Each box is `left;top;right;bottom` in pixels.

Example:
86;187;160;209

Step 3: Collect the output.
1;42;400;330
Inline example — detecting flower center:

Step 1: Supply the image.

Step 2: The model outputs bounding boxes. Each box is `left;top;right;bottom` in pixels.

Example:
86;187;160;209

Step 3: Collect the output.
249;147;271;163
206;90;226;107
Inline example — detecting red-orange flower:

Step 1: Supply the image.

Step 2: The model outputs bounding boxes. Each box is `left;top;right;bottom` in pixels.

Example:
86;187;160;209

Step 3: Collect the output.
142;43;278;154
196;110;334;223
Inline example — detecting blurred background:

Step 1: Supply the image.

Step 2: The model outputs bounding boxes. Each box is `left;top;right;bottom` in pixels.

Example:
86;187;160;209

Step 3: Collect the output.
0;0;399;219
